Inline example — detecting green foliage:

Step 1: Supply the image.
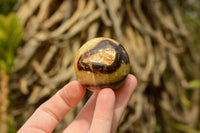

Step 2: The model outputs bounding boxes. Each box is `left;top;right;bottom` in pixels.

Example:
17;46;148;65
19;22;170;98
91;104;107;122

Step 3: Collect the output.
0;13;23;73
188;80;200;88
173;123;200;133
7;114;17;133
183;0;200;46
155;124;162;133
0;0;18;15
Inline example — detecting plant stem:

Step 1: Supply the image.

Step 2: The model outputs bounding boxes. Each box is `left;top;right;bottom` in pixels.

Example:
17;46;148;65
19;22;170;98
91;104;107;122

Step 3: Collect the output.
0;70;9;133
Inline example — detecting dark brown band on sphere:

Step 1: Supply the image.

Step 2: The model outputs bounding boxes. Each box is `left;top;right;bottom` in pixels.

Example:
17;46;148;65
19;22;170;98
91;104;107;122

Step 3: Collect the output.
77;40;129;73
82;75;127;89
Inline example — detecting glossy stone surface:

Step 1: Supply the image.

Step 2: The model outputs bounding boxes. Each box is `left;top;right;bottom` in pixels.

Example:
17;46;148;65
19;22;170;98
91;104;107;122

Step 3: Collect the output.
74;37;130;92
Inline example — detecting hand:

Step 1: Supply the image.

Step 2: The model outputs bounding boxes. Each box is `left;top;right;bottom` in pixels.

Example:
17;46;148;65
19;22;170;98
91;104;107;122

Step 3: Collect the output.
17;74;137;133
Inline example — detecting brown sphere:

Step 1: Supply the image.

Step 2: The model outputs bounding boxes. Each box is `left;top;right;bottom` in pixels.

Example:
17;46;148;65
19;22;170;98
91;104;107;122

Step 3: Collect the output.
74;37;130;92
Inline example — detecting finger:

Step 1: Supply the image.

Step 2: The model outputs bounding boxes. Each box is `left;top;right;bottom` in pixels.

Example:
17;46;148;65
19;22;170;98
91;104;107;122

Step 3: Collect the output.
112;74;137;132
18;81;86;133
88;89;115;133
63;93;98;133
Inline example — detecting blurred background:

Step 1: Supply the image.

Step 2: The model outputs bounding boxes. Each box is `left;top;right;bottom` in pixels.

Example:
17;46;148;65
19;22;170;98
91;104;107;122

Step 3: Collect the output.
0;0;199;132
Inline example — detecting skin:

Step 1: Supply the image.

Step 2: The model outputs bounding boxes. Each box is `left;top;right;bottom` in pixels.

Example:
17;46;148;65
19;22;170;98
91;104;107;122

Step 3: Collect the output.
17;74;137;133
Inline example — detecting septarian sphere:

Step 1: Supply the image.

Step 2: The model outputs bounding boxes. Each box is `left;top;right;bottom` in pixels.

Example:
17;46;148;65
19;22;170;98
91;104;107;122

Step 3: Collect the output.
74;37;130;92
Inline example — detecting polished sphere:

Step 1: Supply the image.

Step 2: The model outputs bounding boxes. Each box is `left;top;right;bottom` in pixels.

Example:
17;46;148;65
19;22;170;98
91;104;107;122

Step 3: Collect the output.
74;37;130;92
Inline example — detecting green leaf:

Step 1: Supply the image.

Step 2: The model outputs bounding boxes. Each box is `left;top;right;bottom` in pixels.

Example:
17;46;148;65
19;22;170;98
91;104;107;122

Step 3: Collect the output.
0;60;7;72
188;80;200;88
0;13;24;72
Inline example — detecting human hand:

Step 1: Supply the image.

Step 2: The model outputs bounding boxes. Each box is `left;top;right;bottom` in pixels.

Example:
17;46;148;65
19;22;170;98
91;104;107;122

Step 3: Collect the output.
17;74;137;133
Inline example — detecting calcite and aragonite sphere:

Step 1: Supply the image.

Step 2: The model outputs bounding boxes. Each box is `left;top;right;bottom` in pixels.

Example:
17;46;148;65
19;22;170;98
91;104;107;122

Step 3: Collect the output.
74;37;130;92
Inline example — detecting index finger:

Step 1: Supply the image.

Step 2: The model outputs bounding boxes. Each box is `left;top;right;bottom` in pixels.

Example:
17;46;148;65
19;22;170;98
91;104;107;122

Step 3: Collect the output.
17;81;86;133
